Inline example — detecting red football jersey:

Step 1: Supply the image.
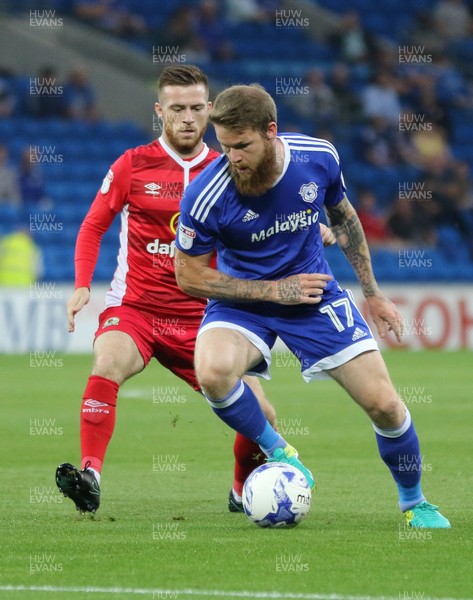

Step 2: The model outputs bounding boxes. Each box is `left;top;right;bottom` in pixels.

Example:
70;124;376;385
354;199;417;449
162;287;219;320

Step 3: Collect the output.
76;136;219;315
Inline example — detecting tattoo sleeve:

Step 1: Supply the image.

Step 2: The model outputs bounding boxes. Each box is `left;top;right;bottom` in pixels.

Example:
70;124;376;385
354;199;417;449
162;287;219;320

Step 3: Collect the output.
175;249;281;303
325;196;380;297
204;273;274;302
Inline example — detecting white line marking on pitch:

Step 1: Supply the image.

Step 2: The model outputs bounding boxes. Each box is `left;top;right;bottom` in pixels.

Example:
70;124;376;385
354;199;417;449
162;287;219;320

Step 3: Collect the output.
0;586;471;600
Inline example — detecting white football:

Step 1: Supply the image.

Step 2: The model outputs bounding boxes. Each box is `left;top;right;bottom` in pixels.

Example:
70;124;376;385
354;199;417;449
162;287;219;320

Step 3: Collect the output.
242;462;311;528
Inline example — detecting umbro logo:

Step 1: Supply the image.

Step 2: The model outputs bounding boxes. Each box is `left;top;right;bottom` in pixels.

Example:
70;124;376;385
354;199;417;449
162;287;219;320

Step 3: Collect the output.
144;182;161;195
82;398;110;415
83;399;109;408
242;209;259;222
352;327;368;341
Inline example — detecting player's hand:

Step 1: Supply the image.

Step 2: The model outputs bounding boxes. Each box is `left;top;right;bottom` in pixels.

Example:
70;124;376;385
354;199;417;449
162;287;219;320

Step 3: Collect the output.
366;293;403;343
320;223;336;246
67;287;90;333
275;273;332;305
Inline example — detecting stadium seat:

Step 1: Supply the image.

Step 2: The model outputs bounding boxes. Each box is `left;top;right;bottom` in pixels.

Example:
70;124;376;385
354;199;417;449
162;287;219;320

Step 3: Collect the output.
41;244;75;281
2;0;471;286
44;181;72;202
0;204;22;231
0;118;17;138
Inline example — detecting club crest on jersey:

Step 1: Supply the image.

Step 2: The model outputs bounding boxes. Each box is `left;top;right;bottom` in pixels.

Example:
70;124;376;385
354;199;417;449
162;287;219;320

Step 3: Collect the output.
299;182;318;203
102;317;120;328
178;223;196;250
101;169;114;194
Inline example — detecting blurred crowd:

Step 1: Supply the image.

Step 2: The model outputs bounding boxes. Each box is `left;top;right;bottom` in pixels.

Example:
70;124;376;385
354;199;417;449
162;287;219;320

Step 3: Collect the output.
0;144;48;208
260;2;471;258
1;0;473;264
0;64;98;122
154;0;473;257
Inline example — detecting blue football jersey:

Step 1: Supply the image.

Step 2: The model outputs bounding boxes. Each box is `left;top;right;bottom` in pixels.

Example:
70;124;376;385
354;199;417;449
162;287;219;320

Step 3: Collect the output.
176;133;346;288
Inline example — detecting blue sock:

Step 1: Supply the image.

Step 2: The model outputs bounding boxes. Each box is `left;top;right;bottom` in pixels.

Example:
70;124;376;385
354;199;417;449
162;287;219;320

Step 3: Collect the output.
204;379;285;457
373;409;426;512
255;421;286;455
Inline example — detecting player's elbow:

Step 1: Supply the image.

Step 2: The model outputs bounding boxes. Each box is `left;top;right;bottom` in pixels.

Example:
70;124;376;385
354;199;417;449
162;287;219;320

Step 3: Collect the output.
175;271;192;295
174;265;188;292
175;249;213;298
174;252;194;294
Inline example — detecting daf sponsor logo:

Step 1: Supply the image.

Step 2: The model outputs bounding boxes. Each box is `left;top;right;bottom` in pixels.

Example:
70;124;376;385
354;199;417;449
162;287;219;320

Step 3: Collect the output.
251;209;319;242
146;239;176;256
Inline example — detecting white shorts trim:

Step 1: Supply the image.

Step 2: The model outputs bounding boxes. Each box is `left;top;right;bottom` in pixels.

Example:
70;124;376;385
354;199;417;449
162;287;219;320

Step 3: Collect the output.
198;320;272;379
301;338;379;382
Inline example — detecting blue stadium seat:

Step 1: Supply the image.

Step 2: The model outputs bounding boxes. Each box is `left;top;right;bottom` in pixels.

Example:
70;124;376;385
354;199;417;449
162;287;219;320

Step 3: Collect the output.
436;226;469;263
451;143;473;163
361;13;392;38
315;0;348;13
65;120;96;140
57;160;89;182
0;204;22;232
41;118;72;139
0;118;18;138
44;181;71;202
452;122;473;144
94;244;119;282
2;6;471;286
41;244;75;281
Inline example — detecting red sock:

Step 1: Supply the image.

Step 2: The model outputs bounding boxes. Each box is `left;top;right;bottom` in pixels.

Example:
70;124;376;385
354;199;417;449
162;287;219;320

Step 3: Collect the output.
232;432;266;496
80;375;119;473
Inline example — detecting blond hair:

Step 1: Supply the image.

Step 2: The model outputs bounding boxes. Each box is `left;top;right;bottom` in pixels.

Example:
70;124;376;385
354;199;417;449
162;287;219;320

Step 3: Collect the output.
209;84;277;134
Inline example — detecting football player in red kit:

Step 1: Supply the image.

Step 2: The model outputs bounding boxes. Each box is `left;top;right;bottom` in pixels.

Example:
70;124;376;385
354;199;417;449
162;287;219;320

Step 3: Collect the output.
55;64;334;514
55;65;277;514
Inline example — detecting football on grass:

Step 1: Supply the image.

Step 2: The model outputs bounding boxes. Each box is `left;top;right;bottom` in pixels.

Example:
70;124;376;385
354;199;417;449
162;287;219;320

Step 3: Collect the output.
242;462;311;528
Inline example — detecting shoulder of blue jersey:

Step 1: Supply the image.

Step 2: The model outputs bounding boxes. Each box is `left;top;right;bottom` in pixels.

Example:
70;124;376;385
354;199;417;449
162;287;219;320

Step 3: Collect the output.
182;155;232;223
181;134;342;224
280;133;340;165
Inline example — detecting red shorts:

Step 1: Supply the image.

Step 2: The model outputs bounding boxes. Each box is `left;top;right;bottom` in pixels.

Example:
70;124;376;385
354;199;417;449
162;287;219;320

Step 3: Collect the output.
95;305;201;391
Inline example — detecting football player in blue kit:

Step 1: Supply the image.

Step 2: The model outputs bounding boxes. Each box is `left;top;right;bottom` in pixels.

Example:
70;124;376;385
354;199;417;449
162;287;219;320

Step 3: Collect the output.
174;84;450;529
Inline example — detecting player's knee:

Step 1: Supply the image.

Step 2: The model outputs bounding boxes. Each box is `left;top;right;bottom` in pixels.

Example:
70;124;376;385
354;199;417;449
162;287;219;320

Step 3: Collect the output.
198;373;235;399
92;352;125;384
368;392;404;428
196;358;238;399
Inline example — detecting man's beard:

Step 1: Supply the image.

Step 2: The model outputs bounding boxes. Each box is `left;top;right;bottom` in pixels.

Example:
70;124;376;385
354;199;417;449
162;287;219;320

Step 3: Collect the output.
164;123;206;155
230;140;277;197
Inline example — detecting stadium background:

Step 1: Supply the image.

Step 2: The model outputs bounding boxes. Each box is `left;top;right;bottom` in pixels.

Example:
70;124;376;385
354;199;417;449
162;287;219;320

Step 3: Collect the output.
1;0;473;352
0;3;472;599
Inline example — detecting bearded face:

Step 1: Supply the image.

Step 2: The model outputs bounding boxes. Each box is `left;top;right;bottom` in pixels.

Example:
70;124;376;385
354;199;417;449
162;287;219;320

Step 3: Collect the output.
163;119;207;155
229;137;277;197
155;84;211;157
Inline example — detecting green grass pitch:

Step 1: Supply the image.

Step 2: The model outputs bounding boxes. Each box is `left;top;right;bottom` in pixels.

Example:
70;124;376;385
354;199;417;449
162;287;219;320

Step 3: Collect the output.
0;350;471;600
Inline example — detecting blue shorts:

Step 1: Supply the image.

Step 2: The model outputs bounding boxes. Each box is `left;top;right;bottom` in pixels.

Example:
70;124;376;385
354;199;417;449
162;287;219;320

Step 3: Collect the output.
197;288;379;382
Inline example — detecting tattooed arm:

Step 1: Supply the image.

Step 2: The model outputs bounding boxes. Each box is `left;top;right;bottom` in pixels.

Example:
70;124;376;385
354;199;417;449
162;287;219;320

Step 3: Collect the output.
325;196;403;341
174;249;332;305
325;196;379;297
